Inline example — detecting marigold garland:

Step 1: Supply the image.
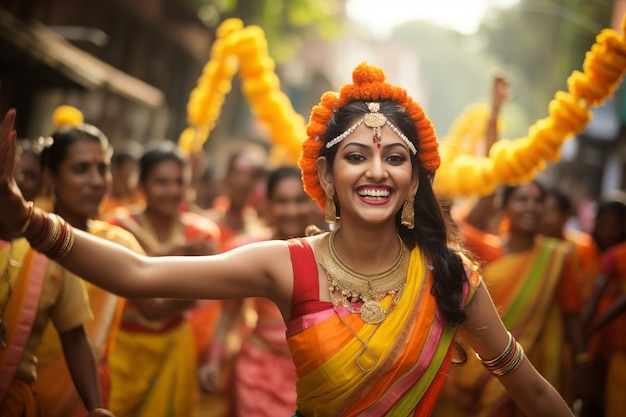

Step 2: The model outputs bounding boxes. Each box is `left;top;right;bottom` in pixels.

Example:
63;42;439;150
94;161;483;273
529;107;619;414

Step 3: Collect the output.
434;15;626;198
181;15;626;203
179;18;306;165
299;62;440;209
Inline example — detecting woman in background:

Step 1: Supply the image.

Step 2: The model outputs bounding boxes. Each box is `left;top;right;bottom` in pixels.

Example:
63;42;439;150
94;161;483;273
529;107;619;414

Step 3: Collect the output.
107;140;221;417
199;166;320;416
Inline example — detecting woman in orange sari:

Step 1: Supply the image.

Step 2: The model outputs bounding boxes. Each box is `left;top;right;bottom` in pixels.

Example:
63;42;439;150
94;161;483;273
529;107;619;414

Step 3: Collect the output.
1;63;577;417
436;181;588;417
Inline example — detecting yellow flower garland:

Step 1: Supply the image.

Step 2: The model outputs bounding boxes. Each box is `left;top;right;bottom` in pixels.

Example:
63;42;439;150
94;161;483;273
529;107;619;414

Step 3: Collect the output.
181;15;626;196
179;18;305;165
434;16;626;198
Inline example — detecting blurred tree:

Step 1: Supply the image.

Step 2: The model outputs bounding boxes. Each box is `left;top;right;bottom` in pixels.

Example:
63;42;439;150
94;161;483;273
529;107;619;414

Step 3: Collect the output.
391;21;531;141
185;0;344;62
479;0;612;123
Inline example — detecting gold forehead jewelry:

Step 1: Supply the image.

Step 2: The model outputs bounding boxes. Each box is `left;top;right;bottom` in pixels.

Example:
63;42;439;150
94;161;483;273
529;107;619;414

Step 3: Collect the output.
316;230;409;325
325;102;418;154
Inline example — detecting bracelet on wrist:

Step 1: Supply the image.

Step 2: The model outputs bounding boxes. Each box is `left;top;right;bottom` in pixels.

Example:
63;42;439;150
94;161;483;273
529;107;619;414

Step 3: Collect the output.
19;201;35;234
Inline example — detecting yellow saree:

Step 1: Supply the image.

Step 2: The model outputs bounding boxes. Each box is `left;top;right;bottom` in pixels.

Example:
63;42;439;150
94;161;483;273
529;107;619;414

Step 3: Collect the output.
34;220;144;417
107;212;209;417
286;239;479;416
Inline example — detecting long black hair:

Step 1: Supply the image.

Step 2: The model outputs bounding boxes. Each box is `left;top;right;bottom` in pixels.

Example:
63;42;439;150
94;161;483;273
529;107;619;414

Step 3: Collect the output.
319;100;469;325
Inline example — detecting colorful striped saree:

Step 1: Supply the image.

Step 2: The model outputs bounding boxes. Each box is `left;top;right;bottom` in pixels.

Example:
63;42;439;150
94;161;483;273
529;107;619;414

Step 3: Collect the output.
286;239;479;416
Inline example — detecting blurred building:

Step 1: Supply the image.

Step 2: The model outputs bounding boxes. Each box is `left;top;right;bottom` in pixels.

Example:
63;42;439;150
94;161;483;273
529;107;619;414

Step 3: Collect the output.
0;0;213;147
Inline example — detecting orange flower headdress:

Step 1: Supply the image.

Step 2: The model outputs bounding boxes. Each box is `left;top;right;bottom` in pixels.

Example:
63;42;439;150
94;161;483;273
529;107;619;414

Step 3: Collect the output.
299;62;439;209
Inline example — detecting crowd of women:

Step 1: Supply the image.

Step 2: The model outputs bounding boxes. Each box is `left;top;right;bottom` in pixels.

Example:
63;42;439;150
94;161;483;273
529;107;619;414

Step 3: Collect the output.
0;60;625;417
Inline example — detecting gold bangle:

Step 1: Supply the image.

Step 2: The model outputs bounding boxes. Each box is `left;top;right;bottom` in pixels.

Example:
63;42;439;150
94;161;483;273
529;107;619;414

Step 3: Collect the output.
476;331;514;367
477;332;525;377
19;201;35;234
490;342;525;377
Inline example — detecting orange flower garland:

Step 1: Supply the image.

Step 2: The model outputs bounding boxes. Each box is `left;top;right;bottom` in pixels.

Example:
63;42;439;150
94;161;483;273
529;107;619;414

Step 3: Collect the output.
434;15;626;198
299;62;440;209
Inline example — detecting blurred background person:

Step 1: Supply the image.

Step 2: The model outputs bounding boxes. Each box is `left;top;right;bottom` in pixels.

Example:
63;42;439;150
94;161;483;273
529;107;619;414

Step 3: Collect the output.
541;186;597;298
34;108;146;417
192;164;223;214
14;138;46;203
210;148;268;250
437;180;588;417
198;166;319;417
100;142;144;218
4;107;136;417
107;140;221;417
580;193;626;417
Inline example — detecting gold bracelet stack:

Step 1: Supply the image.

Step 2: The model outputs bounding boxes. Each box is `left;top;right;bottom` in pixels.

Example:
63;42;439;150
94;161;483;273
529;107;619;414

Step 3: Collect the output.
28;212;75;260
476;331;525;377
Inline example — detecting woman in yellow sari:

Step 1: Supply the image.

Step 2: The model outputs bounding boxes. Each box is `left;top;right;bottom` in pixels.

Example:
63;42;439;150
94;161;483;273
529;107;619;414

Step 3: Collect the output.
1;63;577;417
107;141;221;417
2;121;122;417
32;121;146;417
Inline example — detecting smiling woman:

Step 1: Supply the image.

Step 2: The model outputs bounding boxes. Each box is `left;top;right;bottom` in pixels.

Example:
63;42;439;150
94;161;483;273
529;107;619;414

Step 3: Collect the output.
0;63;578;417
346;0;520;36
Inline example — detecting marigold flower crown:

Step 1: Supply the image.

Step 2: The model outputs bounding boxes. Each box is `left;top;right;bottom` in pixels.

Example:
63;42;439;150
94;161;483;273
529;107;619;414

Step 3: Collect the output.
298;62;440;209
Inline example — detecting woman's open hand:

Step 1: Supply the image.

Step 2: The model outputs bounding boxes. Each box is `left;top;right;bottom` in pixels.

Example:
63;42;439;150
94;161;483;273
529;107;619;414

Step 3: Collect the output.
0;109;31;240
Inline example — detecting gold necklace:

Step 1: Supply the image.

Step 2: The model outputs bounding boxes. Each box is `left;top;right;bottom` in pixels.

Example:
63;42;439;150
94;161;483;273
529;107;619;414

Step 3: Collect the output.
316;230;409;324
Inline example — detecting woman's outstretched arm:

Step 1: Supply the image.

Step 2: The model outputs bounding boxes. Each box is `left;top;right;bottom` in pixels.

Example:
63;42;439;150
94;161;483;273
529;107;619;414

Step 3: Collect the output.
459;283;574;417
0;109;292;307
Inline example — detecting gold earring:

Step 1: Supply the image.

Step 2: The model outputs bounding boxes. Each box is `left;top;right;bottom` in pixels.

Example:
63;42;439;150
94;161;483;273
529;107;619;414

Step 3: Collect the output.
325;192;337;224
401;197;414;229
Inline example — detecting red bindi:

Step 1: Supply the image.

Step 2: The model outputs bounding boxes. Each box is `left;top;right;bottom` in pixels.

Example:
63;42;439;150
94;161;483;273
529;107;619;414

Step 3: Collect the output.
373;134;381;148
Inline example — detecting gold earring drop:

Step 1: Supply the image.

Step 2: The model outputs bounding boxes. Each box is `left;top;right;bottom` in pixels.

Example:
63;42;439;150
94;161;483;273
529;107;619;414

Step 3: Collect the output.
401;197;414;229
325;192;337;224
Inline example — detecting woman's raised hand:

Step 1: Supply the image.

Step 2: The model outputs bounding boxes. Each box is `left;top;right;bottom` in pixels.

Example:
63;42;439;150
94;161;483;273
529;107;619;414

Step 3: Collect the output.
0;109;31;240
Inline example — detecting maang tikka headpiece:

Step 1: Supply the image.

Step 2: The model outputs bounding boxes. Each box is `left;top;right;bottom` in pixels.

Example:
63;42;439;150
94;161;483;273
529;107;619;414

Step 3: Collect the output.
325;102;417;154
299;62;440;210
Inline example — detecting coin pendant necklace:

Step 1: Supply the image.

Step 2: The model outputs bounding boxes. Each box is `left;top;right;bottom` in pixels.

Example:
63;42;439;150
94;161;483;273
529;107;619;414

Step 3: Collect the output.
316;230;409;325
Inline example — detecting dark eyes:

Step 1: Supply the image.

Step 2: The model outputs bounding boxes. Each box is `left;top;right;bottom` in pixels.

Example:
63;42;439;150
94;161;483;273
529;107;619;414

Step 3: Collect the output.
72;162;109;175
344;153;407;164
345;154;365;162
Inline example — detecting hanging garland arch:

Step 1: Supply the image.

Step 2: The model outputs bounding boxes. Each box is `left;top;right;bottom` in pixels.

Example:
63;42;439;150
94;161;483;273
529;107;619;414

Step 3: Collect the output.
180;16;626;192
178;18;305;165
